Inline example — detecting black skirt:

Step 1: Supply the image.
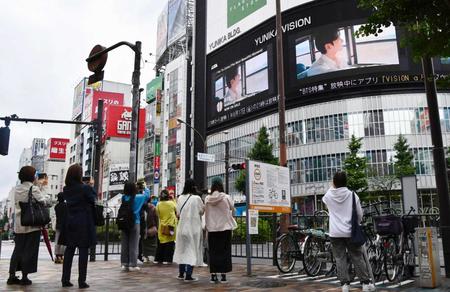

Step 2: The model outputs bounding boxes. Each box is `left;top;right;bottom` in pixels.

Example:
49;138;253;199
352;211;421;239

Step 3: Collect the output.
154;240;175;263
9;230;41;274
208;230;232;273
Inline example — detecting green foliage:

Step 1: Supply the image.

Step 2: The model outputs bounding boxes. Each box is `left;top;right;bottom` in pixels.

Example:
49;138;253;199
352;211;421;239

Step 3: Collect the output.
343;135;368;193
232;217;273;243
356;0;450;61
393;135;416;177
235;126;278;193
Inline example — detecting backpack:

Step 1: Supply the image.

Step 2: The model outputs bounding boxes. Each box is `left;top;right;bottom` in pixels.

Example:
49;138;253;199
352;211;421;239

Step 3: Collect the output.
117;195;135;232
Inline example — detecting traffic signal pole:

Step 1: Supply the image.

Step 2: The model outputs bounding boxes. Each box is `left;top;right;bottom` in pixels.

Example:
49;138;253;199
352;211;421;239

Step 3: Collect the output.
225;140;230;194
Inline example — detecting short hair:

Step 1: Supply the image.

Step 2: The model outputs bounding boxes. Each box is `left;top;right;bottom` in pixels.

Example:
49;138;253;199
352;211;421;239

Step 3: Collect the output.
210;177;224;193
123;181;137;197
182;178;197;195
333;171;347;188
225;65;239;88
19;166;36;183
314;28;340;55
160;189;170;201
136;178;146;192
65;164;83;187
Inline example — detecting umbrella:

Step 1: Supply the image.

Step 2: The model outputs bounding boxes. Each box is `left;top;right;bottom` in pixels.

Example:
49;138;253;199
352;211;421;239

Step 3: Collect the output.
41;228;54;262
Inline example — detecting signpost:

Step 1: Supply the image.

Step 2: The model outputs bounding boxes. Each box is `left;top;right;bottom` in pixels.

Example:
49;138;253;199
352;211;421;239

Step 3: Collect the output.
245;159;291;276
197;152;215;163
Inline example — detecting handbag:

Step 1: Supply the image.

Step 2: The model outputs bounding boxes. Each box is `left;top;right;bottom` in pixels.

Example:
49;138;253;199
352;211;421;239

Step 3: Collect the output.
350;192;366;246
94;204;105;226
19;186;51;227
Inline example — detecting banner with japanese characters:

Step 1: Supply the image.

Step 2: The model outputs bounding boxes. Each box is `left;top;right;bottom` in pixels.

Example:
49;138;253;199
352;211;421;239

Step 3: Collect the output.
48;138;70;161
109;164;129;191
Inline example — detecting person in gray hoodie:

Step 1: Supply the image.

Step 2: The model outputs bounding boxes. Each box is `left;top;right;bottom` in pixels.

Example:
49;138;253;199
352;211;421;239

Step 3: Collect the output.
322;171;375;292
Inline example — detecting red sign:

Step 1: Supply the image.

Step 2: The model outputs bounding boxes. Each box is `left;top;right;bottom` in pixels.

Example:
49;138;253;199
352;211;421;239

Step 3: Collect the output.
104;105;145;139
84;90;124;122
154;156;160;169
48;138;70;160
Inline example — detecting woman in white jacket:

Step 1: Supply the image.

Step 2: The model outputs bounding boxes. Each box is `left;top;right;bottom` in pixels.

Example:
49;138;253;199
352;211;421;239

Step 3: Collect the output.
204;177;236;284
173;179;204;282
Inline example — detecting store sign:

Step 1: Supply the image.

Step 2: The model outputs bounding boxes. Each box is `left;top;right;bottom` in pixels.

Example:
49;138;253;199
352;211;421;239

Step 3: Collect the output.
146;76;163;103
247;160;291;213
48;138;70;160
104;105;146;139
109;164;129;191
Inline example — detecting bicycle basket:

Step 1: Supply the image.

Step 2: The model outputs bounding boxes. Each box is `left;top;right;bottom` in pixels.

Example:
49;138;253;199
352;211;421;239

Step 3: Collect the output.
402;215;420;234
374;215;403;236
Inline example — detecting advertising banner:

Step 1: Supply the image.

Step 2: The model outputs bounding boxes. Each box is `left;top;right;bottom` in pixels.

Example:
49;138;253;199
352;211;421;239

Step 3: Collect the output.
205;0;449;131
48;138;70;160
168;0;186;45
156;4;168;59
146;76;163;103
83;90;124;122
104;105;146;139
72;79;86;119
247;160;291;213
206;0;314;54
109;164;129;191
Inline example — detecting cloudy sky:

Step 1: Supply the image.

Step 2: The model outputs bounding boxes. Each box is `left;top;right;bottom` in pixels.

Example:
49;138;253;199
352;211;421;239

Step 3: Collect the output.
0;0;166;200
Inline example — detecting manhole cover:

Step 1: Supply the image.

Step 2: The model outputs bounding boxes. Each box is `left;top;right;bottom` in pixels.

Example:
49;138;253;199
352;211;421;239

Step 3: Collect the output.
244;280;287;288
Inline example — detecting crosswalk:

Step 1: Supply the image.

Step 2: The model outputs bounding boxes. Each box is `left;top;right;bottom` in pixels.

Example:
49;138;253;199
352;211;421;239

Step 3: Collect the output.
263;272;416;289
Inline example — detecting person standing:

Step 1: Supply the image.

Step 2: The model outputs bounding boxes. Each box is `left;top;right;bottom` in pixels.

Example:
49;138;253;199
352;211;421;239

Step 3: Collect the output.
7;166;50;286
120;181;150;271
322;171;375;292
154;190;177;264
173;179;205;282
54;192;66;264
205;177;236;283
142;195;158;263
60;164;96;289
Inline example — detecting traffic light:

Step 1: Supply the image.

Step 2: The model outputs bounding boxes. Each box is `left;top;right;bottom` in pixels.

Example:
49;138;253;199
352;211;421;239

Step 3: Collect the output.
231;163;246;170
0;126;10;156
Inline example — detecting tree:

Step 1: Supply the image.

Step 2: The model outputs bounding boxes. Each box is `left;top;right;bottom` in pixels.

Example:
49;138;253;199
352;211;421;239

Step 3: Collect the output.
235;126;278;193
393;135;416;178
343;135;368;193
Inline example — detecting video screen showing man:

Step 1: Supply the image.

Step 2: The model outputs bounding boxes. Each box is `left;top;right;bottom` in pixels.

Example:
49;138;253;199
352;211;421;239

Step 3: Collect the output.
224;65;242;107
307;28;348;77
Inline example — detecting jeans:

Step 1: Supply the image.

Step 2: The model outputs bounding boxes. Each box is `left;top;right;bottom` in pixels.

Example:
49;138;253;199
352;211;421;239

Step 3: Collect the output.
62;246;89;284
179;264;194;278
120;224;140;267
330;237;370;285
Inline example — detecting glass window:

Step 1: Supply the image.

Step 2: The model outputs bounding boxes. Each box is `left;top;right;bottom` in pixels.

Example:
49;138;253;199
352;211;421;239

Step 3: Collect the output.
245;51;269;95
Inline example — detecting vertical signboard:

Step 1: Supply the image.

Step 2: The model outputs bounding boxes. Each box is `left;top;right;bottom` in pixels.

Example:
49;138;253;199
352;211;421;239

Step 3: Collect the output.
167;0;187;45
156;4;168;59
146;76;163;104
48;138;70;160
73;79;86;119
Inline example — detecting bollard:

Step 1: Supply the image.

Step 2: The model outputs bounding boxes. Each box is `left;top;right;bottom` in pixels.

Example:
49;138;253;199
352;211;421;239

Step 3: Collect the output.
104;212;110;261
417;227;441;288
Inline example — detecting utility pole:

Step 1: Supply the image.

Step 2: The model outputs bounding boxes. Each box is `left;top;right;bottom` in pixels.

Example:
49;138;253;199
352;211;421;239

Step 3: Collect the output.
276;0;289;234
422;57;450;277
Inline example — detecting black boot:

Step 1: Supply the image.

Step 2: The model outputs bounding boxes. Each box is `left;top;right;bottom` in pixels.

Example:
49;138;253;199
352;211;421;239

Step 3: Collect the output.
7;275;21;285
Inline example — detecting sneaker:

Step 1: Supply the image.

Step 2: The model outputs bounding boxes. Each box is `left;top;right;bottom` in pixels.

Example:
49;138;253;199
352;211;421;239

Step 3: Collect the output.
20;278;32;286
220;274;227;283
341;284;350;292
121;265;129;271
129;266;141;272
7;276;21;285
210;274;218;283
162;262;170;265
362;283;376;292
184;277;198;282
177;275;185;280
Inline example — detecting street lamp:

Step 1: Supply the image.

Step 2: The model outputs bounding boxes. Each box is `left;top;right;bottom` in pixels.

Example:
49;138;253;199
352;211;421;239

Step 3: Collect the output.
177;118;206;150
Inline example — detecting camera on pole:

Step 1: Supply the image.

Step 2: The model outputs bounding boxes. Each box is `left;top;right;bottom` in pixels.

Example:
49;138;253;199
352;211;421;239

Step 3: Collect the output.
87;45;108;85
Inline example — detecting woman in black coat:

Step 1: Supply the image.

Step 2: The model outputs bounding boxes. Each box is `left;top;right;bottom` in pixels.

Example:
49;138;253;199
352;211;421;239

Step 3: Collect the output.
60;164;96;289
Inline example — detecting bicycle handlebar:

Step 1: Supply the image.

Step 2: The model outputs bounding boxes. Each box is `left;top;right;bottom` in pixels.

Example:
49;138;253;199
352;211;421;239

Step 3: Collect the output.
362;201;389;209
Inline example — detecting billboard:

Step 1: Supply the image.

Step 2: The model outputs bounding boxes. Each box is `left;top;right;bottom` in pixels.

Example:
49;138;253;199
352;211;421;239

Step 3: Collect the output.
103;105;146;140
168;0;186;45
156;4;168;59
83;90;124;122
72;79;86;119
48;138;70;161
206;0;314;54
205;0;448;130
146;76;163;103
109;164;129;191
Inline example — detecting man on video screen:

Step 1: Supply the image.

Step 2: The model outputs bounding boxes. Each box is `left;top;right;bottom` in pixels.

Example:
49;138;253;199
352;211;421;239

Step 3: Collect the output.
308;28;348;77
224;65;242;106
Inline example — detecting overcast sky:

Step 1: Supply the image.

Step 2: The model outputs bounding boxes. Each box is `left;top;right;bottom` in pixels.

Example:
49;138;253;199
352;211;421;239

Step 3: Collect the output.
0;0;166;200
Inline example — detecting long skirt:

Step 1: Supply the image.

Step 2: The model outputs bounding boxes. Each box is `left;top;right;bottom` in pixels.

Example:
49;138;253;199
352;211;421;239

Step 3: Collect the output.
208;230;232;273
9;230;41;275
143;235;157;257
154;240;175;263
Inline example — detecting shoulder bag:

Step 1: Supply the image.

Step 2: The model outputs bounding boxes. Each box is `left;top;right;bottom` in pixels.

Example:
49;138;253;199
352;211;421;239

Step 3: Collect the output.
350;192;366;246
20;186;51;227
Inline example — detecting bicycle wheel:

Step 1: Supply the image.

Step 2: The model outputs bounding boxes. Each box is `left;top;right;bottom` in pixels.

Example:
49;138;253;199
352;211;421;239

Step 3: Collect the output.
367;244;383;280
302;236;324;276
383;236;401;282
275;234;297;273
402;235;416;279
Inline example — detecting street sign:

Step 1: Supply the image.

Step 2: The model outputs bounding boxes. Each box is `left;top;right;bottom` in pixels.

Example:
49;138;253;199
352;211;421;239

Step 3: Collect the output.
197;152;215;163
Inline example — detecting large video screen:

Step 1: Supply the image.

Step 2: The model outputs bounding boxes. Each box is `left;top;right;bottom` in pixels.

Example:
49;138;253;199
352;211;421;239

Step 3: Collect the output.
205;0;447;131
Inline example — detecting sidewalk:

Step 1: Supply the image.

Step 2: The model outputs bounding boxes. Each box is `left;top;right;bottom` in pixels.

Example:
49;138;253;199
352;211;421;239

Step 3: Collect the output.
1;257;449;291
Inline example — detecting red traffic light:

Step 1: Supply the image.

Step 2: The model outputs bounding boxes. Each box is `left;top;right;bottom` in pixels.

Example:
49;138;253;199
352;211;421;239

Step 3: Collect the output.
231;163;246;170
